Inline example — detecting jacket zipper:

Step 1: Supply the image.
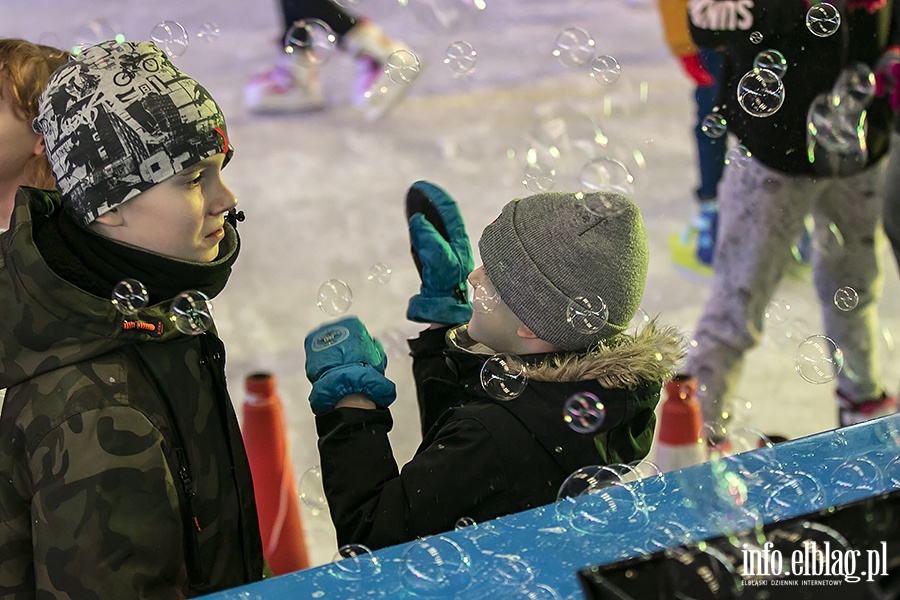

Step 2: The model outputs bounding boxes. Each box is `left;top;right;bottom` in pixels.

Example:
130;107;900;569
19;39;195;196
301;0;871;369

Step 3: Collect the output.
175;447;206;584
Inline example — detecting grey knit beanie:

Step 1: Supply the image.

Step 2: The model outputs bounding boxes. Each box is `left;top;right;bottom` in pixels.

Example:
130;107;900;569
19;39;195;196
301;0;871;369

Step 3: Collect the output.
33;40;232;226
478;191;648;351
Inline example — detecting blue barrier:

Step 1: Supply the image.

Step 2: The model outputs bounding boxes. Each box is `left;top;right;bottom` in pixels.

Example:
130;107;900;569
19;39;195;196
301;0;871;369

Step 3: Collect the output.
205;415;900;599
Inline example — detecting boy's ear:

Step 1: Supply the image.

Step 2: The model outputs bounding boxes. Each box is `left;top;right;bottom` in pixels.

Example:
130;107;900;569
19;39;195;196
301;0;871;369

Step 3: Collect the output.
32;136;45;157
516;324;540;340
93;207;124;227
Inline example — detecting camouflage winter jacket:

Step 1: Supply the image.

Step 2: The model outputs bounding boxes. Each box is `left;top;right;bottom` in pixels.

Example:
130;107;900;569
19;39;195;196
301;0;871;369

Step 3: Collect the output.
0;188;265;599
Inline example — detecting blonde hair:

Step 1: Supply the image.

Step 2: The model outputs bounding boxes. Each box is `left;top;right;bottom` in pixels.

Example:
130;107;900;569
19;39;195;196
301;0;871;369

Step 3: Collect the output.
0;39;67;189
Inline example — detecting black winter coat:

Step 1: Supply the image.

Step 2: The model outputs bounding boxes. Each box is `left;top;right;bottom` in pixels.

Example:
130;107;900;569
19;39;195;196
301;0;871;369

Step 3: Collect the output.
316;323;682;550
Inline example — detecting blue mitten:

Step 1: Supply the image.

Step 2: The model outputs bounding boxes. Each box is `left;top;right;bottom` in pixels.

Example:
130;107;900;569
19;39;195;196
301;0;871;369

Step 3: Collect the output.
304;317;397;415
405;180;474;325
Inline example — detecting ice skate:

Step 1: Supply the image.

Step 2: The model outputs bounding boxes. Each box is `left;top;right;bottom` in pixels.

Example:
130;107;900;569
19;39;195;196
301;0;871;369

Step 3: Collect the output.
244;55;325;114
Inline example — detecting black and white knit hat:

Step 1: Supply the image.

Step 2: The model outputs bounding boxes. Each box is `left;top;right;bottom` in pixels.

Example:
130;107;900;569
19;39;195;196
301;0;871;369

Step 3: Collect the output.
34;40;232;226
479;191;649;351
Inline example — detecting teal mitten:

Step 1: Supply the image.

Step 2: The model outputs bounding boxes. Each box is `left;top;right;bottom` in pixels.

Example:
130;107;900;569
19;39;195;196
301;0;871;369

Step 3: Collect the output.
304;317;396;415
405;180;474;325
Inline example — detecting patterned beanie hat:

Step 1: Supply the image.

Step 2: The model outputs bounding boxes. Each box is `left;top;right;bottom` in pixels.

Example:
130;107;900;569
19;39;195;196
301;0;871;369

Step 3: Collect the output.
478;191;649;351
34;40;232;226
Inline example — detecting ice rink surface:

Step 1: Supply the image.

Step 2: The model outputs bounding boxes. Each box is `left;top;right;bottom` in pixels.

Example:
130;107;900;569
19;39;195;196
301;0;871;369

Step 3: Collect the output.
4;0;899;565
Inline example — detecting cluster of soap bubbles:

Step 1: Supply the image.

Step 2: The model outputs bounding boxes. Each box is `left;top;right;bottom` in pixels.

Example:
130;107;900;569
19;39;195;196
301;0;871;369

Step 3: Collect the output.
480;354;529;400
111;280;214;335
552;27;621;86
70;19;223;59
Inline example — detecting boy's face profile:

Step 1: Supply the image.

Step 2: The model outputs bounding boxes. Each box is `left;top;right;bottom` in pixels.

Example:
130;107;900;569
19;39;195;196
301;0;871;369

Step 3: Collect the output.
91;153;236;262
466;265;538;352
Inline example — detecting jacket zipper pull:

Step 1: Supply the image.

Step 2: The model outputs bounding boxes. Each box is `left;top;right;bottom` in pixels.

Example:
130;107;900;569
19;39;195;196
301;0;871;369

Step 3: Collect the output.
176;450;202;532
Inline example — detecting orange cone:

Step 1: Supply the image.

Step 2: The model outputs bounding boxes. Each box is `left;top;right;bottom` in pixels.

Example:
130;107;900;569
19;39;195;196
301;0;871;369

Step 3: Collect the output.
654;375;706;473
242;372;310;574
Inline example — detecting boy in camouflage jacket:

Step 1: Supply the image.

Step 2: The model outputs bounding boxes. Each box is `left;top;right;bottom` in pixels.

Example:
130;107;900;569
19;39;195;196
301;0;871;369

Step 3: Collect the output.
0;41;266;598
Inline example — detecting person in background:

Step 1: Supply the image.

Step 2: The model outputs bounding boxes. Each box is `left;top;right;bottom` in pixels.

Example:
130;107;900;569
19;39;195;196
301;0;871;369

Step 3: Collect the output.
684;0;898;430
657;0;726;272
0;38;66;232
245;0;413;118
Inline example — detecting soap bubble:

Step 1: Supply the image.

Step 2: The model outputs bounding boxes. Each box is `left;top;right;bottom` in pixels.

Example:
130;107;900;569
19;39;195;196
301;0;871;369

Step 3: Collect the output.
561;479;647;534
833;63;876;112
700;112;727;138
557;465;625;504
566;295;609;335
724;144;752;168
886;456;900;490
331;544;380;580
514;583;563;600
795;334;844;384
737;68;785;117
367;263;392;284
663;546;743;597
753;49;787;80
579;158;634;195
73;19;123;55
552;27;595;68
563;392;606;434
831;457;883;501
385;49;421;84
317;279;353;316
454;516;477;529
588;55;621;85
150;21;189;58
284;19;337;66
401;536;472;595
833;286;859;311
522;161;556;192
444;41;477;76
112;279;149;316
807;3;841;38
480;354;528;400
470;278;500;314
626;307;651;335
749;31;763;44
170;290;213;335
488;556;535;589
764;298;791;325
299;466;328;515
403;0;486;33
762;470;826;518
195;22;221;42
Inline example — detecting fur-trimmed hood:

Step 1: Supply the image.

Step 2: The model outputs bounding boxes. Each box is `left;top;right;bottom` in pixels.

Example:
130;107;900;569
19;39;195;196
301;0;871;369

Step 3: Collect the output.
446;319;685;390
